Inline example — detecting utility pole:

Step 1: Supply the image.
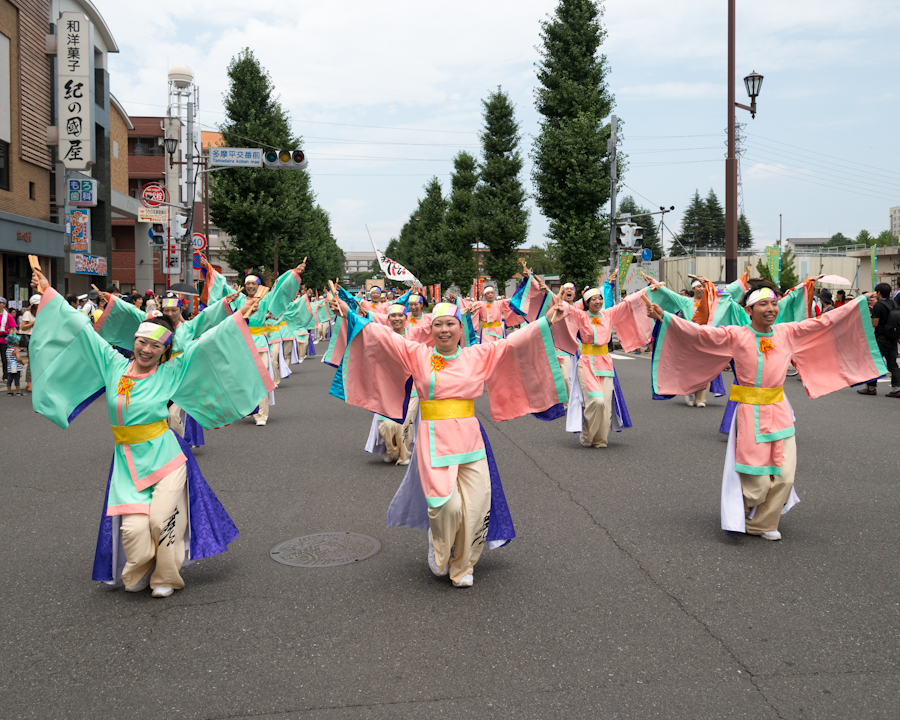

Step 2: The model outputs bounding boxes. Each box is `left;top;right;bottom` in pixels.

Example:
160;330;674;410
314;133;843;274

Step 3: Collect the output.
273;234;279;277
608;114;618;302
725;0;738;283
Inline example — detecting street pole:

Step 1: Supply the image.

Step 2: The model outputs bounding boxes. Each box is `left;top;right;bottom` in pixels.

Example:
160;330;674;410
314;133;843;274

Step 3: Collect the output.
184;97;194;285
725;0;738;284
273;234;279;277
609;114;618;302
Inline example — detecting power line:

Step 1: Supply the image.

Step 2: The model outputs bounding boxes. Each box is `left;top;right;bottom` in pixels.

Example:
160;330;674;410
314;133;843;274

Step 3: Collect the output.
745;132;900;179
743;156;899;203
744;149;900;196
746;138;900;185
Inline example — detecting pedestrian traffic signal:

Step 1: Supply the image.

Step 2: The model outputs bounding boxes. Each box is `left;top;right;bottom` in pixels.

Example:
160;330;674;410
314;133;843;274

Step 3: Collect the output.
263;149;308;171
171;214;188;240
150;227;165;246
617;223;643;249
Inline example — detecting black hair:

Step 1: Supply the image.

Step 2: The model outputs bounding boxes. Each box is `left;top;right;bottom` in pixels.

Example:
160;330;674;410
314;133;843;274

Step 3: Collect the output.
874;283;891;298
836;290;846;297
65;293;78;307
740;279;779;307
129;293;143;305
141;315;176;363
105;285;119;294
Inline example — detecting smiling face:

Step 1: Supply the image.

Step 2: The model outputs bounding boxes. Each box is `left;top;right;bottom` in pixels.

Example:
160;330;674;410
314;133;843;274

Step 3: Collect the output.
408;299;422;315
431;315;461;354
132;335;167;370
745;296;779;330
587;295;604;313
482;289;496;303
388;312;406;331
162;304;182;326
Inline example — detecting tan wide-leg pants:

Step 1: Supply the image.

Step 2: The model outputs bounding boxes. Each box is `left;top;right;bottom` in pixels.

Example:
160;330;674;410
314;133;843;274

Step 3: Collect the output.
121;464;189;590
694;387;709;406
557;353;572;408
378;418;409;463
271;344;281;387
742;434;797;534
253;351;270;423
428;458;491;584
167;402;185;436
576;366;613;447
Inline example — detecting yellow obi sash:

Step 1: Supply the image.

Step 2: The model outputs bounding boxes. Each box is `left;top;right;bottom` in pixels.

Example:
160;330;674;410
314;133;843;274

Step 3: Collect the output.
249;325;282;335
581;343;609;356
112;419;169;445
729;385;784;405
482;321;502;328
419;399;475;421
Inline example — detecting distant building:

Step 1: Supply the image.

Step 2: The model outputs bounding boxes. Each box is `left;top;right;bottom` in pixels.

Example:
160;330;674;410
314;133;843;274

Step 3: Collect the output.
891;205;900;241
344;251;375;277
785;237;831;253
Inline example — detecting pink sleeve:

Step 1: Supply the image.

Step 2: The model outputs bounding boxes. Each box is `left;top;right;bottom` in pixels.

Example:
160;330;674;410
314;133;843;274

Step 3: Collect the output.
482;318;569;421
651;313;735;396
501;299;525;328
606;291;655;352
786;297;887;398
551;302;580;356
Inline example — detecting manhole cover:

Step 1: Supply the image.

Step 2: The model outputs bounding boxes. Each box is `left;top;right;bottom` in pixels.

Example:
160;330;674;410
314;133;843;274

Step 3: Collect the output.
270;533;382;567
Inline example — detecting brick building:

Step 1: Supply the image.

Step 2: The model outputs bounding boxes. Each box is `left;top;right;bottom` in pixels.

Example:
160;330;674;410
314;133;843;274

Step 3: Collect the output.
0;0;61;306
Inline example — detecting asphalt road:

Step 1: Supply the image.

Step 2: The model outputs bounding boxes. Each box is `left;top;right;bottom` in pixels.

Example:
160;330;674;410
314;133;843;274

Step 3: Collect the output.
1;345;897;719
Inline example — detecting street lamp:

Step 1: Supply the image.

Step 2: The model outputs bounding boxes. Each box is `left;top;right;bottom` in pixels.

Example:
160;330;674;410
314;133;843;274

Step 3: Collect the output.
164;137;178;167
725;0;763;283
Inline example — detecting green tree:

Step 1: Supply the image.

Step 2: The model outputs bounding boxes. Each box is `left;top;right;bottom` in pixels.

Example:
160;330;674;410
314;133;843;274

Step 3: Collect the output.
856;229;874;247
526;243;558;274
293;205;345;289
444;151;479;293
476;88;529;288
410;177;450;286
821;231;849;249
703;189;725;249
738;212;753;250
532;0;614;288
210;49;316;279
755;247;798;293
617;195;662;260
875;229;894;247
675;190;708;254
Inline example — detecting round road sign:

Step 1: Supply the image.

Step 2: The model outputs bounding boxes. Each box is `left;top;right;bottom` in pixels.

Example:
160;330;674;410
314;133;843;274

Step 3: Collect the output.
641;248;652;261
140;182;168;209
192;233;207;252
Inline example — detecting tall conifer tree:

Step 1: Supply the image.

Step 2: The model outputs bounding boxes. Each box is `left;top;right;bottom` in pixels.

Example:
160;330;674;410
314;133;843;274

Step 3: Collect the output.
532;0;614;288
444;151;479;293
476;88;529;288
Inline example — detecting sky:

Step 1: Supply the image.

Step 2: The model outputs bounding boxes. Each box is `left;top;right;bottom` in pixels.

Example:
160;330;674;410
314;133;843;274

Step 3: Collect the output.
97;0;900;254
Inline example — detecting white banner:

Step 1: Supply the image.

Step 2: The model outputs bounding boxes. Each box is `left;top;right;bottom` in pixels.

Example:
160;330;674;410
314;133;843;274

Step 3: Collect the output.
57;12;92;170
369;235;418;287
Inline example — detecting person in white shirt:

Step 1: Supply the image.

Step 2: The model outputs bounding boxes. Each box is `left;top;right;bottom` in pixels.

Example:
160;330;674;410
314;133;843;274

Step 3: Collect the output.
16;295;39;393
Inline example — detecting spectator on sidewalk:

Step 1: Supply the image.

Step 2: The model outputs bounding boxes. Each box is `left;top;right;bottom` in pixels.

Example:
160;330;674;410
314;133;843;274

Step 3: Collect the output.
5;331;22;395
858;283;900;398
17;295;39;393
818;288;835;314
0;297;17;381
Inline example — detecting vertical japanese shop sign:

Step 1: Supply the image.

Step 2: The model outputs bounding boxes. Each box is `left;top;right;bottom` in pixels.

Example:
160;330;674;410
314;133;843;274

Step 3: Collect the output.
57;13;92;170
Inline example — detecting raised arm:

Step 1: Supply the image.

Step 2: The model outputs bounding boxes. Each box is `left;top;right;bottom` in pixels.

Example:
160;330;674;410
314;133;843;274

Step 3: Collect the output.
93;293;148;349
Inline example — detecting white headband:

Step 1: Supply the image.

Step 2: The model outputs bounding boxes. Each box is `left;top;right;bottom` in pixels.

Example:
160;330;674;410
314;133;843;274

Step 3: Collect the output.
745;287;776;307
483;286;496;295
135;322;172;345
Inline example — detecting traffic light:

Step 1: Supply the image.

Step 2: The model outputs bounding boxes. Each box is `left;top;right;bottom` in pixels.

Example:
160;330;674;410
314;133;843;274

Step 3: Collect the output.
150;224;166;247
263;149;308;171
617;223;643;249
171;213;187;240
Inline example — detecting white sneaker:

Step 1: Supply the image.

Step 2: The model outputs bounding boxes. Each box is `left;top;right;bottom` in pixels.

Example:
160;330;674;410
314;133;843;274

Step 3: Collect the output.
397;458;410;466
696;402;706;408
761;530;782;541
427;529;448;577
255;419;266;426
151;585;174;598
452;573;474;588
383;453;395;463
685;396;695;406
124;569;151;593
579;433;592;448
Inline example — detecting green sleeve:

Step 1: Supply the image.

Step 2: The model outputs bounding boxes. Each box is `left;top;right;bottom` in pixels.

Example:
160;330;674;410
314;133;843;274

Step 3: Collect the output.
205;267;232;305
775;284;809;324
170;313;274;429
177;297;234;346
31;288;127;428
93;296;147;350
712;293;751;327
648;285;694;318
724;279;746;302
257;270;301;320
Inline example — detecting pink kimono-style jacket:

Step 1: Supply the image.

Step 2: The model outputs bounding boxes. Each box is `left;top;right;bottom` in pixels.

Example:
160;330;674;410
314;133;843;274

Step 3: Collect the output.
476;299;524;342
328;314;568;507
651;297;886;475
551;291;654;396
